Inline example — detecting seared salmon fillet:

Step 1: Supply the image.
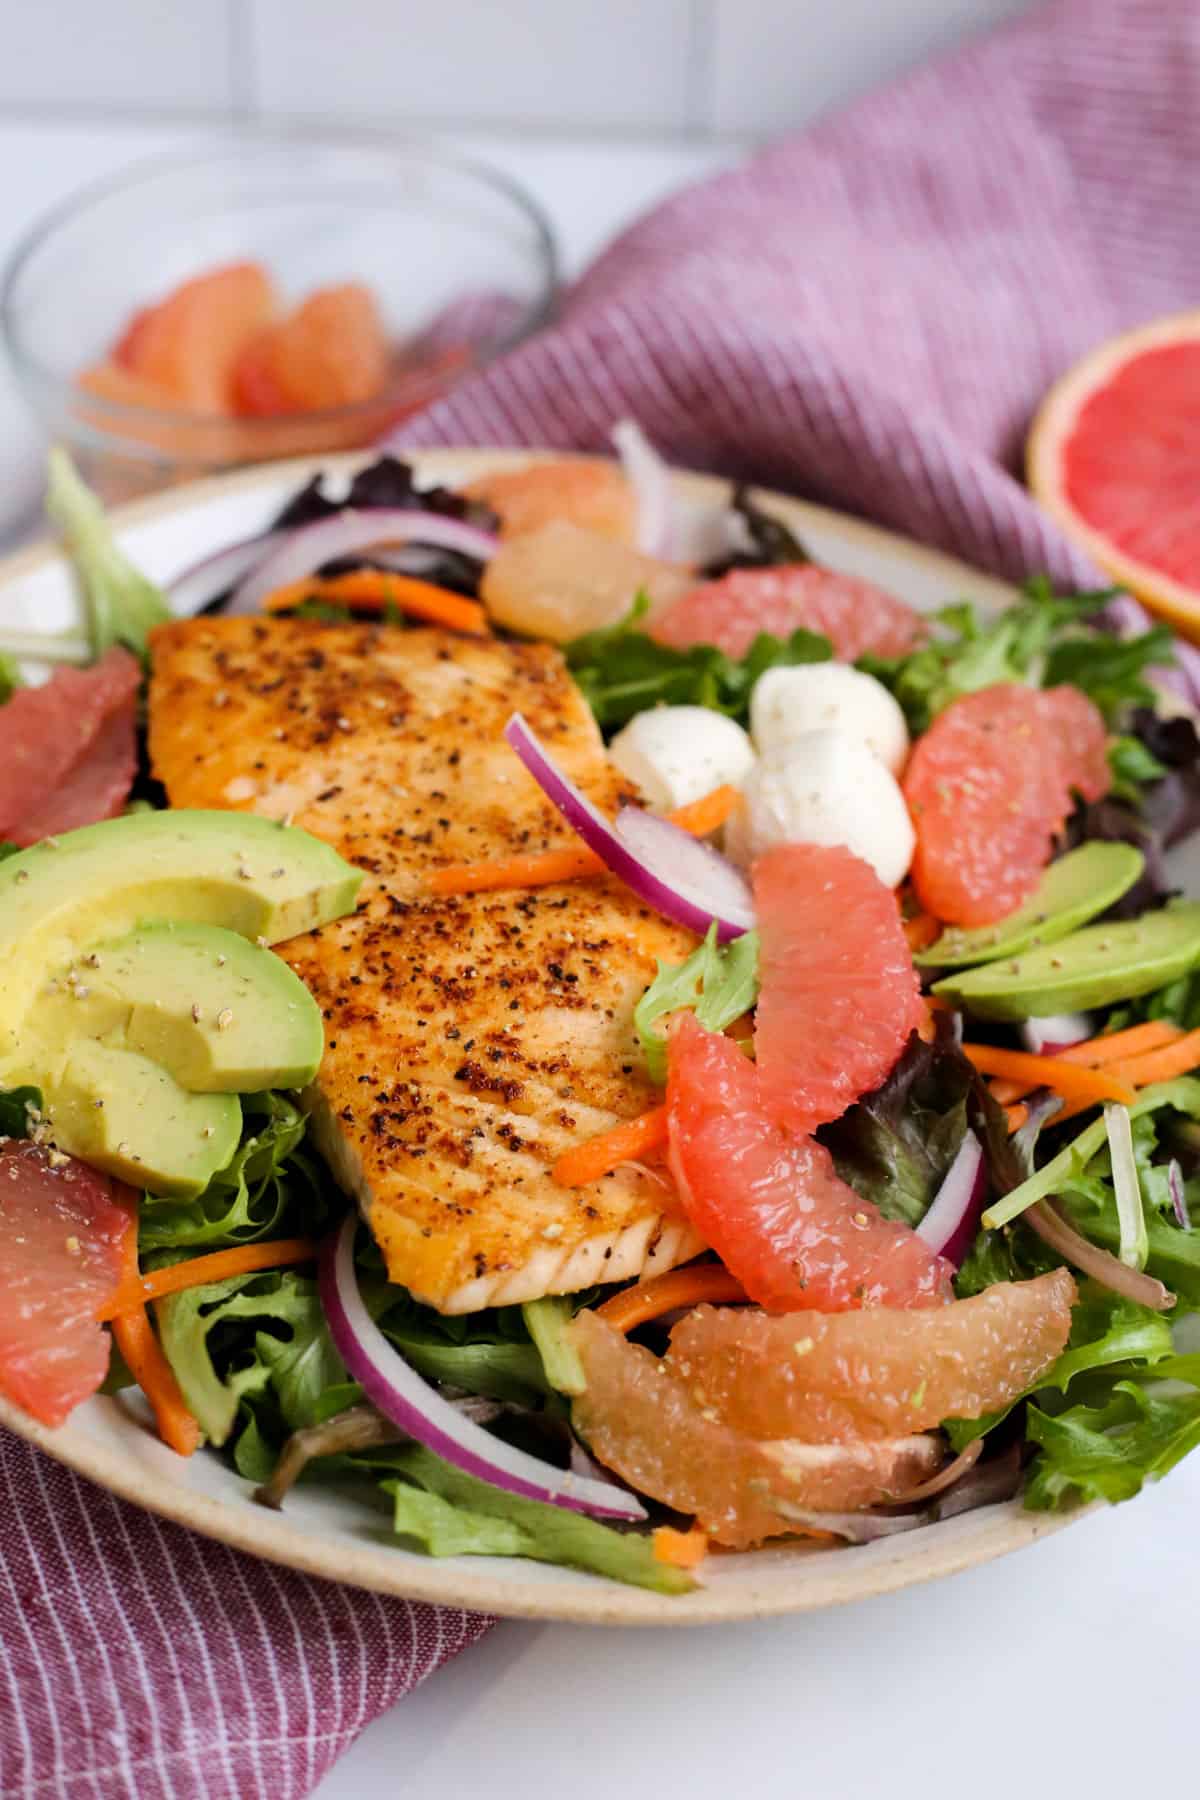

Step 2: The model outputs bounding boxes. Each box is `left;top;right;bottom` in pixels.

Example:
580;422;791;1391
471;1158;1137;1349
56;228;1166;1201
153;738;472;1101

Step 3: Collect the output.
148;616;704;1311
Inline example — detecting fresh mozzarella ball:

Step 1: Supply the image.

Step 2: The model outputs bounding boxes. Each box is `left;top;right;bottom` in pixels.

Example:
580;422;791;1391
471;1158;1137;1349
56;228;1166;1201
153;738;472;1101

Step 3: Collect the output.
750;664;910;775
725;729;915;887
608;706;757;810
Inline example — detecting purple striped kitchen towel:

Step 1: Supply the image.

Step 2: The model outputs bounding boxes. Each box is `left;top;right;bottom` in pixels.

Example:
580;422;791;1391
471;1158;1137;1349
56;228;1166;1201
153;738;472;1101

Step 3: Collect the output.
6;1;1199;1796
399;0;1199;601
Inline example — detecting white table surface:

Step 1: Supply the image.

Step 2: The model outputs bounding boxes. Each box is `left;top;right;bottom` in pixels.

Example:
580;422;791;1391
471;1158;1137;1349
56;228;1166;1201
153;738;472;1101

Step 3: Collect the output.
1;118;1196;1800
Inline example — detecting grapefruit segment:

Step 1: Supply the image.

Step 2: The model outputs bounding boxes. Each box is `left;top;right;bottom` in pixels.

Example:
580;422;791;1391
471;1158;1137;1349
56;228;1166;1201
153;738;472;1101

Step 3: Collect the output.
650;566;926;661
1028;311;1200;641
0;1143;133;1427
666;1270;1075;1443
666;1015;954;1312
753;844;924;1136
571;1310;942;1546
114;261;277;414
232;283;390;415
480;519;690;642
903;683;1111;927
464;461;637;544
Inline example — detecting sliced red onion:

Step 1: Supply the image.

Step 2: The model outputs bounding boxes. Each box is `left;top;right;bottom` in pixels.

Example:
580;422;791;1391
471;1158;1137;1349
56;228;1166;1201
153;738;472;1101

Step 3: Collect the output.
1168;1157;1192;1231
894;1438;983;1503
1020;1014;1091;1056
319;1215;646;1521
1105;1102;1148;1270
233;510;500;613
768;1499;929;1543
1011;1089;1063;1173
166;531;283;616
916;1129;985;1265
611;419;674;558
504;713;755;941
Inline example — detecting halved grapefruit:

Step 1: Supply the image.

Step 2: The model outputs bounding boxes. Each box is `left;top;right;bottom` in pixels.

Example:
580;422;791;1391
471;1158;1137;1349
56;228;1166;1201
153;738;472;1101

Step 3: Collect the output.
1028;310;1200;642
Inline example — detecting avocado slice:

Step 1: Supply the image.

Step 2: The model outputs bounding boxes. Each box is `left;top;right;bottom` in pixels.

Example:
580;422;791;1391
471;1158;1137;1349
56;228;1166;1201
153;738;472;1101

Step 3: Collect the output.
28;922;325;1093
47;1040;242;1197
915;843;1145;969
0;809;360;1062
934;900;1200;1020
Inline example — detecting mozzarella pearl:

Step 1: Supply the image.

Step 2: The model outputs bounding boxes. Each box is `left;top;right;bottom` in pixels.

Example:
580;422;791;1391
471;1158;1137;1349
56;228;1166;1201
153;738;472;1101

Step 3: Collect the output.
750;664;910;775
608;706;757;810
725;729;915;886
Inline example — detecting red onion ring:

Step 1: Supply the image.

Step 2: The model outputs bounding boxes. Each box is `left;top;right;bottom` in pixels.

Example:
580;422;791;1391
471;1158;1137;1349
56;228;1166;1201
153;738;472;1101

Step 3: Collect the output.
916;1129;985;1264
233;510;500;612
503;713;755;940
319;1215;646;1521
166;531;284;616
611;419;673;558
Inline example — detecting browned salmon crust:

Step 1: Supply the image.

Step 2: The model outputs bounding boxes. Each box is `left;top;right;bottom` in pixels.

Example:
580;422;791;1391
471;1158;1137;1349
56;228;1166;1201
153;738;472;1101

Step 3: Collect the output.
148;616;704;1311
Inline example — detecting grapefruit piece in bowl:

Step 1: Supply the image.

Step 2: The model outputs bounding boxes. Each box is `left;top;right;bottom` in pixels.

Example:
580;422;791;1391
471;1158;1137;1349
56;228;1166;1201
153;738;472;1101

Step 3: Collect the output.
1028;310;1200;642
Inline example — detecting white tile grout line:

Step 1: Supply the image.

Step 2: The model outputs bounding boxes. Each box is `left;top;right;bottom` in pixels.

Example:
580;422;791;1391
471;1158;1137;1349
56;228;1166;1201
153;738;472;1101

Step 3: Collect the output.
228;0;259;121
685;0;717;136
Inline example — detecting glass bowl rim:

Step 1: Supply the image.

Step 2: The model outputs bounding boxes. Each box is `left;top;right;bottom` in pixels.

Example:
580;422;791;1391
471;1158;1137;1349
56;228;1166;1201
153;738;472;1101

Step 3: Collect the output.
0;128;560;434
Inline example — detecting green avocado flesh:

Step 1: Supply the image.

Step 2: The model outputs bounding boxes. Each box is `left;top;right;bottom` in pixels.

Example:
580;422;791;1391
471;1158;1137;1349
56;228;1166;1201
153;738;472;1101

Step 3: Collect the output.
915;843;1145;969
934;899;1200;1020
48;1041;242;1197
25;922;325;1093
0;809;360;1191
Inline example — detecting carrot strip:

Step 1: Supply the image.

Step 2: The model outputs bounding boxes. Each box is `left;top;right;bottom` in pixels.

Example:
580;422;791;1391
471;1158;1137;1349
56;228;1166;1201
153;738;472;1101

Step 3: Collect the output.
1003;1102;1030;1133
1057;1020;1183;1067
903;913;941;953
427;785;740;898
653;1524;709;1569
595;1263;749;1334
553;1106;668;1188
109;1202;201;1457
101;1236;317;1321
1106;1026;1200;1089
261;569;489;635
960;1044;1136;1107
990;1076;1030;1106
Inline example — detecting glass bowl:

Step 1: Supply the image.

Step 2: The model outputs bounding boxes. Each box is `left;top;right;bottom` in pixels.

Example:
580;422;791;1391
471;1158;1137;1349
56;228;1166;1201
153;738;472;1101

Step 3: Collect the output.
0;135;558;504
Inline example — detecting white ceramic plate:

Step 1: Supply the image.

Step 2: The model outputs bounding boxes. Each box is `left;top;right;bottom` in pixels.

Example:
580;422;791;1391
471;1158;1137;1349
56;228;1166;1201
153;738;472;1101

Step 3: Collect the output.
0;450;1085;1625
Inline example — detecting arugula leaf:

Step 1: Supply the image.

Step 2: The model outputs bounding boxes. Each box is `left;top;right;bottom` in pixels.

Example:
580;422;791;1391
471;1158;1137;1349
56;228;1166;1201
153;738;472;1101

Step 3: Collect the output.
565;594;831;733
635;922;760;1082
139;1092;326;1250
945;1286;1175;1450
859;579;1163;735
378;1445;692;1594
1108;735;1168;802
0;1085;42;1139
1024;1354;1200;1509
44;448;171;660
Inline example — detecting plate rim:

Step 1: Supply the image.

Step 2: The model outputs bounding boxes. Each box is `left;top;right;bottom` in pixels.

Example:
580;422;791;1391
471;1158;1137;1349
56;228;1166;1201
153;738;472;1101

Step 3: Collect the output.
0;446;1071;1626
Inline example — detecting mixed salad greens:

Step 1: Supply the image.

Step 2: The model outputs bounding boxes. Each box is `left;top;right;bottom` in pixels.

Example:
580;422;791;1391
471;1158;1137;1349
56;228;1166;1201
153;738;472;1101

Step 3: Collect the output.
5;442;1200;1598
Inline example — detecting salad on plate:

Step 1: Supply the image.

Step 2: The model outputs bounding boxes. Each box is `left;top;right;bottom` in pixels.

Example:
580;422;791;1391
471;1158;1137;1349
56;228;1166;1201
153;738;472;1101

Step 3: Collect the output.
4;429;1200;1597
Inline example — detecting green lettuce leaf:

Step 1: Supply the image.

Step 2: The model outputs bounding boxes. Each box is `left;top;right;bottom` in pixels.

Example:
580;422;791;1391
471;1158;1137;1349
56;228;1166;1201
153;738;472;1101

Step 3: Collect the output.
635;922;759;1083
44;447;171;660
859;578;1166;735
565;593;831;732
1025;1354;1200;1509
378;1445;692;1593
0;1085;42;1139
139;1091;326;1251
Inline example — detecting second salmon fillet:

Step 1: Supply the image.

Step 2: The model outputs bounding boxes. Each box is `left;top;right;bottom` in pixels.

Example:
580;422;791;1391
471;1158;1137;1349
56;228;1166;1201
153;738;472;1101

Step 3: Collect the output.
148;615;704;1311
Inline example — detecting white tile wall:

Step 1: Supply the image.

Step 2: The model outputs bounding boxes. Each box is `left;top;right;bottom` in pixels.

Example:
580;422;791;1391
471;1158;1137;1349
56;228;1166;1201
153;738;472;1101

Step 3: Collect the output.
0;0;1041;137
0;0;237;113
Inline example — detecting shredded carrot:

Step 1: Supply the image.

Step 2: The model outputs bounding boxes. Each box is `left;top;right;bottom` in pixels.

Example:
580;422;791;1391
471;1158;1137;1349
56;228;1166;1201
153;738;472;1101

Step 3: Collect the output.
427;785;741;898
595;1263;749;1334
1106;1026;1200;1089
653;1524;710;1569
986;1021;1185;1110
960;1044;1136;1107
989;1076;1029;1106
101;1236;317;1321
725;1012;754;1043
1003;1102;1030;1133
553;1105;668;1188
109;1199;201;1457
261;569;490;635
903;912;941;953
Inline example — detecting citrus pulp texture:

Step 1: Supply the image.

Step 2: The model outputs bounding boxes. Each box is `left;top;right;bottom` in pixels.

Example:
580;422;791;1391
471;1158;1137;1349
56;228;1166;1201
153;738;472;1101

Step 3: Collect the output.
650;566;926;661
